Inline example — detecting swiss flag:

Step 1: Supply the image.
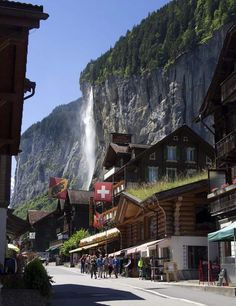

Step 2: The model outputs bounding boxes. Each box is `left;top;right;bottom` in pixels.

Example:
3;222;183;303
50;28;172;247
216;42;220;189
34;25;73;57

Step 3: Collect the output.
94;182;113;202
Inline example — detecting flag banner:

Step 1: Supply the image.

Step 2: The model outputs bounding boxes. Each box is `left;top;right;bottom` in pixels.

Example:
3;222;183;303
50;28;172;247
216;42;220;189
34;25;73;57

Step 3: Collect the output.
48;177;68;199
89;197;94;227
93;211;105;229
94;182;113;202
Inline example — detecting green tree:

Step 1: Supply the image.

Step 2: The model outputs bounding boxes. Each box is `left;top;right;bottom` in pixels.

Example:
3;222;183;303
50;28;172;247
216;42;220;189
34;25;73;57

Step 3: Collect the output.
60;229;90;256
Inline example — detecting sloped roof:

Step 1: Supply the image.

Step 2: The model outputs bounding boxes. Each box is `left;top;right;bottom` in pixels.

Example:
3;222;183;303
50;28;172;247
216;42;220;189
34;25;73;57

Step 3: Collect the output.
144;179;208;204
27;210;50;225
67;190;93;205
7;210;29;237
129;143;151;149
110;143;129;154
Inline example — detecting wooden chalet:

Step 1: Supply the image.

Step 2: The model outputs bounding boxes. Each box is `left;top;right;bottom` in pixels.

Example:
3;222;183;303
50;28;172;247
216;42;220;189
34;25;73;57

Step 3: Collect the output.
58;190;92;238
197;23;236;284
27;208;62;253
197;23;236;220
103;126;214;199
114;179;216;280
0;0;48;268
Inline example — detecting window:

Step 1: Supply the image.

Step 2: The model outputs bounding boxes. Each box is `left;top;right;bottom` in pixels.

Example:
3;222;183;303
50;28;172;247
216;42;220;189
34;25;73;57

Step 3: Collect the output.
183;136;188;142
187;246;207;269
166;168;177;180
148;166;158;183
173;136;178;141
149;152;156;160
186;147;196;162
167;146;177;161
186;169;197;177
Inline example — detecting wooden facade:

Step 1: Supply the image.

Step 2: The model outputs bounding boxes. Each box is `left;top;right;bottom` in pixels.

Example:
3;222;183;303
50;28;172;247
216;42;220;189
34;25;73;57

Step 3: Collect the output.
197;24;236;220
27;209;62;252
113;180;215;278
116;180;214;249
0;0;48;267
59;190;92;237
104;126;214;190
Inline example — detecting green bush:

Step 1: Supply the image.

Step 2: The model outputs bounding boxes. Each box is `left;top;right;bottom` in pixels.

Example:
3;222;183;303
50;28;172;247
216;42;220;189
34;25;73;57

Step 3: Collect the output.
23;258;53;297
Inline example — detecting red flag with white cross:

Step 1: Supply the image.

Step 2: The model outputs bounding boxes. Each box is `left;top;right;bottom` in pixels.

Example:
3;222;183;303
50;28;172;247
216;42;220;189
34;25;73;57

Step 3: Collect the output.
94;182;113;202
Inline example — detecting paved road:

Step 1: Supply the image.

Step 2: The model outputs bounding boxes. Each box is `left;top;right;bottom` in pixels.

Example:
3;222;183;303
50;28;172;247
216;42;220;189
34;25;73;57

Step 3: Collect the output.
47;266;236;306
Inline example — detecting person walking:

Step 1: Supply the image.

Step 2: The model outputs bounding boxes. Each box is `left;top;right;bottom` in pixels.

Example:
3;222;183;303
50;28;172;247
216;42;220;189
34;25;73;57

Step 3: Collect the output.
138;257;144;279
90;255;97;279
96;254;104;279
112;255;120;278
80;255;86;273
108;256;113;277
103;254;109;278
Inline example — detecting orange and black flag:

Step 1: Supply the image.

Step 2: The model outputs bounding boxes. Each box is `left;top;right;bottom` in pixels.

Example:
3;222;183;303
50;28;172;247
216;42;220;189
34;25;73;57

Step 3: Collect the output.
48;177;68;199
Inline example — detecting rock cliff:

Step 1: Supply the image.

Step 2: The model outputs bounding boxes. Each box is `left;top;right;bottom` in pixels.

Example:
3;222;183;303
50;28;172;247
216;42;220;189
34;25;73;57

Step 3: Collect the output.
12;25;228;208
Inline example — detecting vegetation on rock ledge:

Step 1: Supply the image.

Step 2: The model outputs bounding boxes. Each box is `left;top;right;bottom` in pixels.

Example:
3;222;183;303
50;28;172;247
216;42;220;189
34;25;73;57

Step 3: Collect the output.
80;0;236;84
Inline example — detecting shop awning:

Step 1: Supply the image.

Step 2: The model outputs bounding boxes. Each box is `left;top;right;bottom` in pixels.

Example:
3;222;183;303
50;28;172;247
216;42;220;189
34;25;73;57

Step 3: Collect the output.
46;243;63;252
112;239;164;256
69;242;103;253
79;228;120;247
208;221;236;242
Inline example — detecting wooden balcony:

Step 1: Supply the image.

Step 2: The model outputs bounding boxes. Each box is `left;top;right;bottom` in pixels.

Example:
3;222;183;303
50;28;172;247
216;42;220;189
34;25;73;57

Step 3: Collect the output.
209;185;236;216
221;71;236;104
216;131;236;162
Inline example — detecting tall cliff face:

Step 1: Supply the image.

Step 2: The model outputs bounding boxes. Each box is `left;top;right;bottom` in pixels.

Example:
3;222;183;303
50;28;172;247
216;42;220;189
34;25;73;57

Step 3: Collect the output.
82;26;228;179
12;26;228;208
12;100;85;207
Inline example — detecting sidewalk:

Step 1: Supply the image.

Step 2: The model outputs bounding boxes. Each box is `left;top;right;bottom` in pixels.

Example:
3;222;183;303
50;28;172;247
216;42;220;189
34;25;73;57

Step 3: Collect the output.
58;265;236;298
162;279;236;297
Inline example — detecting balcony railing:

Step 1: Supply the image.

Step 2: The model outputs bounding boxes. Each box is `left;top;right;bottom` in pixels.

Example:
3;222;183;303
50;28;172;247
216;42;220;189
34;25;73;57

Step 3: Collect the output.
113;180;125;196
221;71;236;103
216;131;236;161
210;186;236;216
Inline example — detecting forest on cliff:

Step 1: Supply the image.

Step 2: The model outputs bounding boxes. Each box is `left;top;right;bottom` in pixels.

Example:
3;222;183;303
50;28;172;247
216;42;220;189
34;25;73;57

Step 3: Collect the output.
80;0;236;84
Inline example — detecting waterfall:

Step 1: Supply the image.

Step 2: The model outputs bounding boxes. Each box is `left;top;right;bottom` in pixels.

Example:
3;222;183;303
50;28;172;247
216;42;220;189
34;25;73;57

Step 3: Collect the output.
81;87;96;190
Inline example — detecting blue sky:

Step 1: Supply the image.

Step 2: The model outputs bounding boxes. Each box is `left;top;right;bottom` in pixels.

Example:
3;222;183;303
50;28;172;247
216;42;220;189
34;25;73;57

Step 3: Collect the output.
20;0;170;132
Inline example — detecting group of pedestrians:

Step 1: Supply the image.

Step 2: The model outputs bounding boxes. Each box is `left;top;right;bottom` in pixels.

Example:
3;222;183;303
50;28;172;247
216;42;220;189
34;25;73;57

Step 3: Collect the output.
79;253;121;279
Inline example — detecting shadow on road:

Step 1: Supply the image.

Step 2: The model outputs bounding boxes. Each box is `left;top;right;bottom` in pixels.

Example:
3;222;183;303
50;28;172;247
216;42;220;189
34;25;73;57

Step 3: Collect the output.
50;283;144;306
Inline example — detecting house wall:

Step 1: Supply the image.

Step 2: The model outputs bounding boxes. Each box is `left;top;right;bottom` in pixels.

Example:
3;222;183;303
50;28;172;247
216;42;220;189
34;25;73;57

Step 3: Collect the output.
72;204;89;233
133;129;214;183
170;236;208;270
33;214;58;252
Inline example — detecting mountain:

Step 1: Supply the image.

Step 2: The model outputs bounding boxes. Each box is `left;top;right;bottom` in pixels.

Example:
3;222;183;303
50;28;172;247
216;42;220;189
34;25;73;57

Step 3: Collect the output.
11;0;236;208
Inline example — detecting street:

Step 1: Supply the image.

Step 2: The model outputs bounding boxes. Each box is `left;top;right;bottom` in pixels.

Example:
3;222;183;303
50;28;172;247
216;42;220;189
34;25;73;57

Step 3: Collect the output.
48;265;236;306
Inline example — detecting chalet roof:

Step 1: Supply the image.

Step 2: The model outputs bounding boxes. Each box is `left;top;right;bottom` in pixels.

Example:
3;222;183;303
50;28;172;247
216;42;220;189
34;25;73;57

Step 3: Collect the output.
0;0;48;156
0;0;49;28
103;142;150;168
7;210;29;237
110;143;129;154
119;191;142;205
143;179;208;204
67;190;93;205
129;143;151;149
27;210;50;225
197;23;236;120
